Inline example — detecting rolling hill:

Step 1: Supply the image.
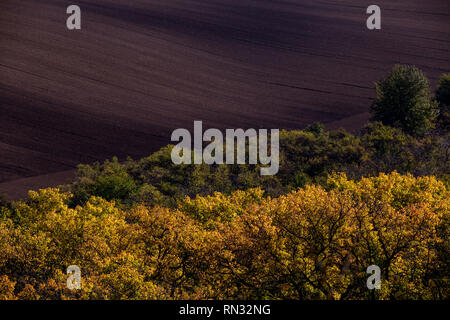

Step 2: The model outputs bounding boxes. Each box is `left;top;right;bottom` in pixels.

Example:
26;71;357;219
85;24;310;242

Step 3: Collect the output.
0;0;449;199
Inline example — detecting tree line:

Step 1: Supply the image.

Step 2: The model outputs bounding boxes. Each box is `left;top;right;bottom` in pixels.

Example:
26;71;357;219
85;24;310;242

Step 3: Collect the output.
0;66;448;300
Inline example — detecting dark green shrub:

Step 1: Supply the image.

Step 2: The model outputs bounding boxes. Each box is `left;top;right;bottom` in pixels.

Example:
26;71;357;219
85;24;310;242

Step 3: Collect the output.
436;73;450;130
371;65;439;136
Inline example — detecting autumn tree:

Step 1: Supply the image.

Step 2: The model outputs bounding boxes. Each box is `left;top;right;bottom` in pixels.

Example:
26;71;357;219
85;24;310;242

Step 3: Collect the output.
1;173;447;300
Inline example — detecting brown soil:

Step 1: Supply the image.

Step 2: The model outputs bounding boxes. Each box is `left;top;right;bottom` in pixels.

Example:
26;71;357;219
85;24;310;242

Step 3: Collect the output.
1;0;449;199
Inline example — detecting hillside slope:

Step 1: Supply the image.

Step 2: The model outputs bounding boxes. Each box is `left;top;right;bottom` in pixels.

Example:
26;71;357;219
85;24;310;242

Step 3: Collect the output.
0;0;449;198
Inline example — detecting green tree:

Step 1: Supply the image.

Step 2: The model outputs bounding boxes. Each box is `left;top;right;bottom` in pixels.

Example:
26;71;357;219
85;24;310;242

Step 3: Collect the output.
436;73;450;130
371;65;439;136
436;73;450;107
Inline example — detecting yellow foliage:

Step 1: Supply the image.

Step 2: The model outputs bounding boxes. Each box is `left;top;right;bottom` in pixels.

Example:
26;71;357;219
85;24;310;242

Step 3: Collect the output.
0;173;448;300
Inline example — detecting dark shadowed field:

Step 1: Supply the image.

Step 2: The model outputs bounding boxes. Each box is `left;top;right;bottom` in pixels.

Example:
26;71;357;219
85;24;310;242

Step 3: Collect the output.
0;0;449;199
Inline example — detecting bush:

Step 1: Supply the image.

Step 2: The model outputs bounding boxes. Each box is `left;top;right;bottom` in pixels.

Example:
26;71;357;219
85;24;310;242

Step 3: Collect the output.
436;73;450;130
436;73;450;107
371;65;439;136
93;173;137;202
65;123;449;208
